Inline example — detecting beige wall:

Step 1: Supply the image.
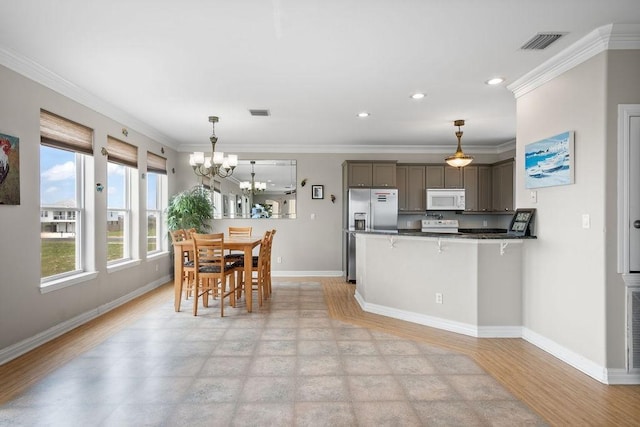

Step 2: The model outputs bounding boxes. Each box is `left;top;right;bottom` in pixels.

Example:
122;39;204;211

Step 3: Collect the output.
516;52;608;366
516;50;640;370
605;50;640;368
0;64;177;352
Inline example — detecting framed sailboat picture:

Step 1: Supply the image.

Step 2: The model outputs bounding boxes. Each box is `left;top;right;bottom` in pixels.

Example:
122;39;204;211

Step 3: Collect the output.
525;131;574;189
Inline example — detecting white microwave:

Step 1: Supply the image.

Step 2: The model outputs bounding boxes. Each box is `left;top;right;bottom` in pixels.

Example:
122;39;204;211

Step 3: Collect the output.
426;188;466;211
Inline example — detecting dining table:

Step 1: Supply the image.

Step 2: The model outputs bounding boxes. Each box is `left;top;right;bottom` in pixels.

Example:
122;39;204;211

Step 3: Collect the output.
172;235;263;313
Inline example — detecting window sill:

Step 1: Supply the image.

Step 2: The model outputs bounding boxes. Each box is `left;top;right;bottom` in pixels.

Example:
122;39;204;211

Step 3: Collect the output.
146;251;169;261
40;271;99;294
107;259;141;274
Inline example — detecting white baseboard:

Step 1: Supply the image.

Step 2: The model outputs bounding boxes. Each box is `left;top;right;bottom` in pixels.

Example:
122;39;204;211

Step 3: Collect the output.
0;275;170;366
476;326;523;338
354;291;639;384
522;327;609;383
606;369;640;385
272;270;343;277
355;290;520;338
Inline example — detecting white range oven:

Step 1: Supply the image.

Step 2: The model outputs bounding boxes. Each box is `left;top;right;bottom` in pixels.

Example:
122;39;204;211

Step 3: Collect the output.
421;219;459;233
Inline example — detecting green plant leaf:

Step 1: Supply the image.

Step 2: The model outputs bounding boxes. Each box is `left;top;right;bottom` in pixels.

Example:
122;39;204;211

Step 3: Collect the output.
166;185;214;232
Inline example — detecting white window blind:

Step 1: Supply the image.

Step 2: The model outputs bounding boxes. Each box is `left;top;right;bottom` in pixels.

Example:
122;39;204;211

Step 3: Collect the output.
40;110;93;155
107;136;138;168
147;151;167;174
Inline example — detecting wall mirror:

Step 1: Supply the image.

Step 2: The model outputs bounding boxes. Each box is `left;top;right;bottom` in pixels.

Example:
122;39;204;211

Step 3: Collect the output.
214;160;297;219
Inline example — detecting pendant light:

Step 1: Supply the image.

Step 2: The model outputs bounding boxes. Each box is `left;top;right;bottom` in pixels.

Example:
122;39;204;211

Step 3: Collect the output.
189;116;238;179
445;119;473;168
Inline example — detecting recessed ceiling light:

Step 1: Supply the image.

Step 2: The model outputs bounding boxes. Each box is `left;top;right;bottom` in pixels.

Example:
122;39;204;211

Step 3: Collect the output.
357;112;370;118
410;93;425;99
486;77;505;85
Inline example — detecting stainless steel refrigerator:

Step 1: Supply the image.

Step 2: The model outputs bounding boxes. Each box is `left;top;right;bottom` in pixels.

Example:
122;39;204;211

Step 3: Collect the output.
346;188;398;282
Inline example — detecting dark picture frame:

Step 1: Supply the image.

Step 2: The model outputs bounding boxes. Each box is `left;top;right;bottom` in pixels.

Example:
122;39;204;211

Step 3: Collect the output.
0;132;20;205
508;208;536;236
311;185;324;200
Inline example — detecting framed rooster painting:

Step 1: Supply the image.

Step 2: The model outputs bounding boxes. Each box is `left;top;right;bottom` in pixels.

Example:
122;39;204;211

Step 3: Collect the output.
0;132;20;205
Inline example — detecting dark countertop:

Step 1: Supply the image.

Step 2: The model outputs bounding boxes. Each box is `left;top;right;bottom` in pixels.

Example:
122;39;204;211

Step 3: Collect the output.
346;228;536;240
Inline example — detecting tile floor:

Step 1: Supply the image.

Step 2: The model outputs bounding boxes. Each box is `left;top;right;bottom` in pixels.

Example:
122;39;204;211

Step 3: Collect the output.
0;281;546;426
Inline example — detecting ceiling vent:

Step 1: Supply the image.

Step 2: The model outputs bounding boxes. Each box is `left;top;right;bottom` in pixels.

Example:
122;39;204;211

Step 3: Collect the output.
249;109;270;117
520;33;565;50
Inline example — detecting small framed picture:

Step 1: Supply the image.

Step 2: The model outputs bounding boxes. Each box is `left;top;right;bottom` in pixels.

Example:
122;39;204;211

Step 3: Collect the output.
312;185;324;200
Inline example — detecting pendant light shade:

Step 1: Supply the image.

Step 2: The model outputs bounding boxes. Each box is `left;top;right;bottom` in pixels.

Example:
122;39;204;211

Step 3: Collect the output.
445;119;473;168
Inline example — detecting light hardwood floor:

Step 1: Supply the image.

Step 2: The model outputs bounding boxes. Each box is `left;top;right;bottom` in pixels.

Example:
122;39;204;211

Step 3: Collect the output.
1;277;640;426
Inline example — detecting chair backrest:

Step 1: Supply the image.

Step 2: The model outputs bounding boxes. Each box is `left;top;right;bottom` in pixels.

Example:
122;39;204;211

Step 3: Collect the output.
192;232;225;268
183;228;197;239
259;230;272;256
170;229;188;244
228;226;252;238
255;230;273;272
266;229;276;259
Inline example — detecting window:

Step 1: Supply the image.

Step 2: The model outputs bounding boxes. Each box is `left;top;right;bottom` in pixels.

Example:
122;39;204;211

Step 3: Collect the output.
106;136;137;264
40;110;93;281
146;151;167;254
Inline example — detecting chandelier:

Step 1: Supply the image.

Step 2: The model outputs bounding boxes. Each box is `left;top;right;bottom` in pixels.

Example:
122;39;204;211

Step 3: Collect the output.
189;116;238;179
445;119;474;168
240;160;266;195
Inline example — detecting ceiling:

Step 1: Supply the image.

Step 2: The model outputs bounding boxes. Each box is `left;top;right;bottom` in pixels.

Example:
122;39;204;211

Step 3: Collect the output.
1;1;639;154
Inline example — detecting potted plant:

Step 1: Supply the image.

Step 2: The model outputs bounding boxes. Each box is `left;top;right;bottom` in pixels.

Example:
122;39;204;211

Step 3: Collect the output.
166;186;214;233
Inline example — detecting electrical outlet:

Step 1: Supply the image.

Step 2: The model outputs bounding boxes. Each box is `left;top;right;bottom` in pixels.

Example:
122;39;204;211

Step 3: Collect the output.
155;264;159;272
435;293;443;304
482;220;488;227
530;190;537;203
277;256;282;263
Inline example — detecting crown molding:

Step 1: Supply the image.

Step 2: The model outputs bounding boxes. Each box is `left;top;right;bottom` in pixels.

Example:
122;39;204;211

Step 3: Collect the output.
180;140;516;155
0;46;177;149
508;23;640;99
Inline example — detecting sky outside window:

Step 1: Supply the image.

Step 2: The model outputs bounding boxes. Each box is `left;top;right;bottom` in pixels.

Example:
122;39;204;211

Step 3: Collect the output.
40;145;77;207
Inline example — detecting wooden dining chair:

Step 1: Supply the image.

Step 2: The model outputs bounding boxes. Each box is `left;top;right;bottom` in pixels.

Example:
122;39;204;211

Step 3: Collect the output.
170;229;195;300
234;229;273;308
263;229;276;298
225;226;252;262
192;233;238;316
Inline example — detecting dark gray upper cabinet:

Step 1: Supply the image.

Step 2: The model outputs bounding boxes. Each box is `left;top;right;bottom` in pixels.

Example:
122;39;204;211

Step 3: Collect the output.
491;159;514;212
464;165;493;212
425;166;444;189
444;166;464;188
346;161;396;187
398;165;428;212
347;162;373;187
372;162;397;187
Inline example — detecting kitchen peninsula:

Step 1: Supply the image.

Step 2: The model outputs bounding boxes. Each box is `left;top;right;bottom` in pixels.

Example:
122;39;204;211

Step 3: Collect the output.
353;230;534;338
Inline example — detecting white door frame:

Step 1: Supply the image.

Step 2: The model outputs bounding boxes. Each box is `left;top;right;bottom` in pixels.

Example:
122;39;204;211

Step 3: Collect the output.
618;104;640;284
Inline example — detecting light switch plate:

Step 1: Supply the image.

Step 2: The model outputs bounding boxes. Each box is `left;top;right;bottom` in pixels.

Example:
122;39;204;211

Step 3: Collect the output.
582;214;590;229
